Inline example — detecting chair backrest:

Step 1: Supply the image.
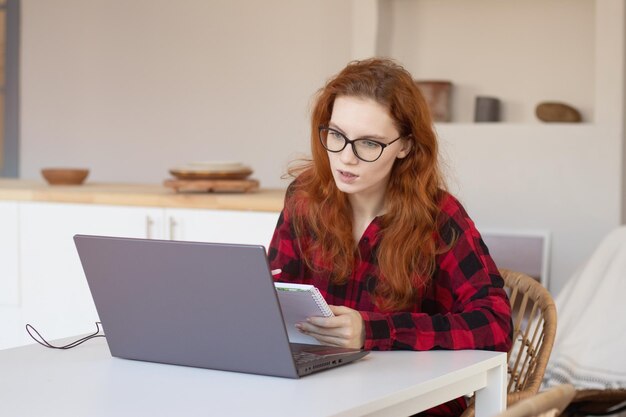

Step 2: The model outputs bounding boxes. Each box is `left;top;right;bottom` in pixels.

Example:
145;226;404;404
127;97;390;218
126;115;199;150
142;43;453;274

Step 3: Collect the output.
561;388;626;417
495;384;575;417
503;269;557;400
460;269;558;417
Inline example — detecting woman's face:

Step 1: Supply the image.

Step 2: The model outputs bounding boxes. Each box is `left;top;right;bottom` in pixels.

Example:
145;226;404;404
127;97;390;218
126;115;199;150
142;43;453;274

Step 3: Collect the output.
326;95;411;202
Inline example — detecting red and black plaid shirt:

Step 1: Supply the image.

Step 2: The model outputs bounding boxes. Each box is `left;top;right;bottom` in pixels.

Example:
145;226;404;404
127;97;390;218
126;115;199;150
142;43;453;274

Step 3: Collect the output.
268;190;512;417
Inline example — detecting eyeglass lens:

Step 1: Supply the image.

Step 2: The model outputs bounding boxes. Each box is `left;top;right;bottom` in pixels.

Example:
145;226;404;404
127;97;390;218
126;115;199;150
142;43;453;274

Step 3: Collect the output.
319;128;383;162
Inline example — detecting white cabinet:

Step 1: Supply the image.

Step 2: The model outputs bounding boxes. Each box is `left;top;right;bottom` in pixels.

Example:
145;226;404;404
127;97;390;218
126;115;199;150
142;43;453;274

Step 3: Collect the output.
1;201;281;350
165;208;280;247
13;202;164;348
0;202;21;349
0;201;19;306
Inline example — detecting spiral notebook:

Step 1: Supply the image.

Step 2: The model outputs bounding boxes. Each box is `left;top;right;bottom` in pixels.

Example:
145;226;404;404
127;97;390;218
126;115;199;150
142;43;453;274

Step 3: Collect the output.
274;283;333;345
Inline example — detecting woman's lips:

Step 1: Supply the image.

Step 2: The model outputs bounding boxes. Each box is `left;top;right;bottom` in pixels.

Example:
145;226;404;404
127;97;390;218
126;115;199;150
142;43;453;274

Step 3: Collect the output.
338;169;358;184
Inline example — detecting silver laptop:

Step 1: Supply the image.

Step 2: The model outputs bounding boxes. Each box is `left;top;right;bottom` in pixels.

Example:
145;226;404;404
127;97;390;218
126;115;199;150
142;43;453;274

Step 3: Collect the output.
73;234;368;378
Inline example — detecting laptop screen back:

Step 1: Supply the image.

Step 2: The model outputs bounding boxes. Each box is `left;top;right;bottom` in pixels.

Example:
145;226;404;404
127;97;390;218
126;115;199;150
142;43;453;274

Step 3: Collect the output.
74;235;299;378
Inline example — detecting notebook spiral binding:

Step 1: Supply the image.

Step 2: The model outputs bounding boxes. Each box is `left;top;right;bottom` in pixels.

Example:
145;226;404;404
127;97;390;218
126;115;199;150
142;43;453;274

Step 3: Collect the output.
311;287;334;317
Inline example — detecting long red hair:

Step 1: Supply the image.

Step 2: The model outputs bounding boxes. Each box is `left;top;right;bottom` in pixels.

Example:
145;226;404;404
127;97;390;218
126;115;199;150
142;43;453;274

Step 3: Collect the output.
289;58;447;311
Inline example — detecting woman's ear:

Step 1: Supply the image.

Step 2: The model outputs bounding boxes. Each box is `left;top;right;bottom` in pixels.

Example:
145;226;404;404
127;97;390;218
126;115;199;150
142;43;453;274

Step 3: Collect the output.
396;137;413;159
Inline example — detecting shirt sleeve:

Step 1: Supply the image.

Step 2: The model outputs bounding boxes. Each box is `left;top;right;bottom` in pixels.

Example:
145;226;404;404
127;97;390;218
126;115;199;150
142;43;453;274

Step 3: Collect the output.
267;191;303;283
360;199;513;352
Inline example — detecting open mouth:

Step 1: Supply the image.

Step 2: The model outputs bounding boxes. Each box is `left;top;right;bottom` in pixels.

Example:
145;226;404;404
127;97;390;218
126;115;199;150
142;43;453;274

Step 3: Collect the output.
337;169;358;183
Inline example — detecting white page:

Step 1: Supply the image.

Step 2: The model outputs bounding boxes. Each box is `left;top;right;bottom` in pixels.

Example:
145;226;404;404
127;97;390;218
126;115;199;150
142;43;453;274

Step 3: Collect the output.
274;283;333;345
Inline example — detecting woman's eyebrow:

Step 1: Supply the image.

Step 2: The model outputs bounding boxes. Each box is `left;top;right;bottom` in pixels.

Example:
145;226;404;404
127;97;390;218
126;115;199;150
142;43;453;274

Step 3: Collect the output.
328;121;344;132
328;122;388;140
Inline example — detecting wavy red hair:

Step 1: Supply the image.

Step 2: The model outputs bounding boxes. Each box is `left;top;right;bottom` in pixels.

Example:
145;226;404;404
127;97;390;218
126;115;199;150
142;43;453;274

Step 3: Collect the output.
289;58;448;311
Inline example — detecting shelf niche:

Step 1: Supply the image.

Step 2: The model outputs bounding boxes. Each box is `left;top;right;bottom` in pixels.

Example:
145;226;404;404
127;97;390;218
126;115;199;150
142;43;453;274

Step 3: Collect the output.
352;0;601;125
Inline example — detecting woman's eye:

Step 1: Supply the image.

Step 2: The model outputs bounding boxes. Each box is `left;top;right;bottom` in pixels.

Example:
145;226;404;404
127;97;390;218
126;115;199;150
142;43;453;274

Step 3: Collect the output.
361;140;380;148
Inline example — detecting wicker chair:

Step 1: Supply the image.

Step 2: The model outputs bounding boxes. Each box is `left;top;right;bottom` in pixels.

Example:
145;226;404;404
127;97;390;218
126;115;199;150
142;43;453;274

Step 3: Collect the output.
461;269;558;417
561;389;626;417
494;384;575;417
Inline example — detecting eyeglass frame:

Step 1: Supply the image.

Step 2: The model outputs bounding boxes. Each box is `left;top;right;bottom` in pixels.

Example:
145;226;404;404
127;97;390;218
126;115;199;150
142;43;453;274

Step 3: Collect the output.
318;126;408;162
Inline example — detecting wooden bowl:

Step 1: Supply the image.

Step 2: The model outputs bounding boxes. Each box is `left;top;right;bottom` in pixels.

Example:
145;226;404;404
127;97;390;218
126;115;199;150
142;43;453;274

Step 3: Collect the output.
41;168;89;185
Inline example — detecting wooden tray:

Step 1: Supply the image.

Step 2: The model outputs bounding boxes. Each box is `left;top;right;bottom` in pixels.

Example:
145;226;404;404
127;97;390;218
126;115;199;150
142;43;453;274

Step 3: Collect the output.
163;178;259;193
169;168;253;180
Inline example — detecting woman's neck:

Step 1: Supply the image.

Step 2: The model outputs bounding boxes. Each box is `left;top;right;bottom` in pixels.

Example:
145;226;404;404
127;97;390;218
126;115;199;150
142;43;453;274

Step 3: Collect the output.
349;193;385;243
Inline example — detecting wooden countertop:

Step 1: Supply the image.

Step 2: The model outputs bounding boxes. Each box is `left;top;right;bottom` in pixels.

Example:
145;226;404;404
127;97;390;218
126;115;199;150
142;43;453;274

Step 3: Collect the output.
0;179;286;212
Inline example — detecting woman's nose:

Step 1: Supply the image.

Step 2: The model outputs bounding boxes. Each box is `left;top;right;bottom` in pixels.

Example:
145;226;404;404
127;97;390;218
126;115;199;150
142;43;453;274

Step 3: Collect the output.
339;143;358;164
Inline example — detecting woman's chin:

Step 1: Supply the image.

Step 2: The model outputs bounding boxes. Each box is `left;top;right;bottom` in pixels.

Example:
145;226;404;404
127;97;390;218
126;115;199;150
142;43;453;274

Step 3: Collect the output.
333;180;358;194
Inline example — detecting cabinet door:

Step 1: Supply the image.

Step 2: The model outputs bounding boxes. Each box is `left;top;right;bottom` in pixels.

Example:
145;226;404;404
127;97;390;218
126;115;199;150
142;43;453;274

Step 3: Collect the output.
0;202;22;349
165;208;280;247
16;202;164;347
0;201;19;306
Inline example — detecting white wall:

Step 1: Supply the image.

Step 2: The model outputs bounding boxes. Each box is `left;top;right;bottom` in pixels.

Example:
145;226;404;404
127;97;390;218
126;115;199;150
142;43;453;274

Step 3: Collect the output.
19;0;626;295
20;0;352;188
389;0;595;123
438;124;621;295
390;0;622;295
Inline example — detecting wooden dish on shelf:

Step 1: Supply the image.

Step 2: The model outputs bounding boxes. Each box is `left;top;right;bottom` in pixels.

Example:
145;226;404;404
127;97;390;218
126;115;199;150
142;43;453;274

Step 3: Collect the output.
41;168;90;185
169;168;253;181
164;178;259;193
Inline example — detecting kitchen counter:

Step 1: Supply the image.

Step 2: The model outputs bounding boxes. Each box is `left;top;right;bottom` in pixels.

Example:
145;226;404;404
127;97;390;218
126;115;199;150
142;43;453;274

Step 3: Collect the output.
0;179;286;212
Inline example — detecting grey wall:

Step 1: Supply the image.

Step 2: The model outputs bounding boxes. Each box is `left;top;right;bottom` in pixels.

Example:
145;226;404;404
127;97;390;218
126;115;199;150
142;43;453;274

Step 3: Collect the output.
1;0;19;177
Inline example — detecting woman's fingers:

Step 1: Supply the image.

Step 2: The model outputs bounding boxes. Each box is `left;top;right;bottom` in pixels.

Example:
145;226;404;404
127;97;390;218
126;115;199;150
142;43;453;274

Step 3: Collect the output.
307;315;344;328
295;323;347;347
296;304;366;349
297;318;355;340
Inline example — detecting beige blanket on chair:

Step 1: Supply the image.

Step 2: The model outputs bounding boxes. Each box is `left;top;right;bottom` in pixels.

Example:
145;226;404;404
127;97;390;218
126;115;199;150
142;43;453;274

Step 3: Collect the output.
543;227;626;389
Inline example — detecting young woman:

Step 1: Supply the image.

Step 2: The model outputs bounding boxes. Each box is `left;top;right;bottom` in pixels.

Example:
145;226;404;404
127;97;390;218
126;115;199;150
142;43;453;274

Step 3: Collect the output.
268;58;512;415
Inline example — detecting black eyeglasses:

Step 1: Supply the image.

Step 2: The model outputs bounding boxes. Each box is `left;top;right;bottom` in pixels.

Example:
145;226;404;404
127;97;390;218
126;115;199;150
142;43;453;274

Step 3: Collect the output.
318;126;405;162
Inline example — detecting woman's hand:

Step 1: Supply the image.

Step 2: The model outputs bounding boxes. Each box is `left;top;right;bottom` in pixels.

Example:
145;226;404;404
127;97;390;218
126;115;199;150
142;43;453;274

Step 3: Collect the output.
296;305;366;349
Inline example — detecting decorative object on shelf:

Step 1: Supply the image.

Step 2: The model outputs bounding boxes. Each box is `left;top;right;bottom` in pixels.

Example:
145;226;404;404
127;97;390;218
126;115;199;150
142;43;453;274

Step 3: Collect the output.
41;168;89;185
164;161;258;193
415;80;452;122
169;167;253;181
535;102;582;123
169;161;253;180
164;178;259;193
474;96;501;122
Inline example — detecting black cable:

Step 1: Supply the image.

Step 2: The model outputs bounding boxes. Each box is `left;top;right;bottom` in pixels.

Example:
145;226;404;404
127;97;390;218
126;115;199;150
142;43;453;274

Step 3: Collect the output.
25;322;105;349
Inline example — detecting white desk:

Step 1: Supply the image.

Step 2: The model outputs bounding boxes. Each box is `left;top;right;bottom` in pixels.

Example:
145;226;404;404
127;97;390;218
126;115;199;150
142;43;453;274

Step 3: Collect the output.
0;338;506;417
